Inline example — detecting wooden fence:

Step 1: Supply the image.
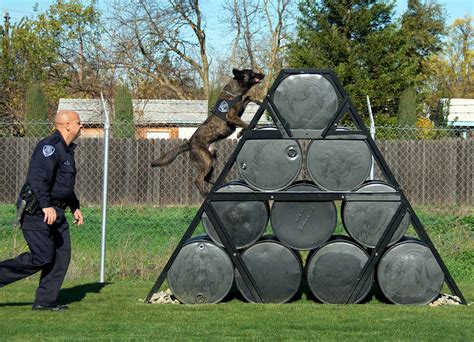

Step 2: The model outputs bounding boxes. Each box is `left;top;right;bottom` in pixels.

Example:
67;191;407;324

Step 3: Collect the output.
0;138;472;206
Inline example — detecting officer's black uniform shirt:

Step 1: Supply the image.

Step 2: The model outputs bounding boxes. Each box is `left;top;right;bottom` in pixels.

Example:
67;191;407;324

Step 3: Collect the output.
26;130;80;211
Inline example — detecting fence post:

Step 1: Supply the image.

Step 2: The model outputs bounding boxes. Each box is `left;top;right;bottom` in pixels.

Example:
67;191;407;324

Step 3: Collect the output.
367;95;375;180
100;93;111;283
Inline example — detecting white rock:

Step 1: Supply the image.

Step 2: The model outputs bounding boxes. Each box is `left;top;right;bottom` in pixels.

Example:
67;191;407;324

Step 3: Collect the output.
149;289;180;304
429;293;462;307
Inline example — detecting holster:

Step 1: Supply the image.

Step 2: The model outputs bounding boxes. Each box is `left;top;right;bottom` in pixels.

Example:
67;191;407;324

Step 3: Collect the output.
17;183;41;216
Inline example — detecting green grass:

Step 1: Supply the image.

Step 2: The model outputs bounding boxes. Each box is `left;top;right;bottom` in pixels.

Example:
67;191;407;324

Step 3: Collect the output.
1;204;473;282
0;281;473;340
0;205;472;340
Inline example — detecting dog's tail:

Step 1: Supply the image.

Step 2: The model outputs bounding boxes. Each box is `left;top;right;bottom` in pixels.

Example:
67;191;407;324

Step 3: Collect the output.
151;142;190;167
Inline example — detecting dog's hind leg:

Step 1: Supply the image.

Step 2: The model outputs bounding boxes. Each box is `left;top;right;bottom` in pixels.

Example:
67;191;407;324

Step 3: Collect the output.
204;166;215;184
204;144;218;184
190;147;214;197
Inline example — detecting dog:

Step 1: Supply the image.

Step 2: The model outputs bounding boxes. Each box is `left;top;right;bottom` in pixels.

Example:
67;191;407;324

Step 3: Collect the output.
151;68;265;197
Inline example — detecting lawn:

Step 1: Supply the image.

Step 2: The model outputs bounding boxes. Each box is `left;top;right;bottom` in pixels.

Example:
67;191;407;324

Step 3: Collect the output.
0;281;473;340
0;204;472;340
2;204;472;282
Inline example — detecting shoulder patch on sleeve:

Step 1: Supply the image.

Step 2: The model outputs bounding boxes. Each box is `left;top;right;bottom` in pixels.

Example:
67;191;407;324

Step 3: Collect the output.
42;145;56;157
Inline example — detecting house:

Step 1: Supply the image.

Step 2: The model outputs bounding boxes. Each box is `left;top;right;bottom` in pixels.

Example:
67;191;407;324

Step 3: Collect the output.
58;99;271;139
441;98;474;128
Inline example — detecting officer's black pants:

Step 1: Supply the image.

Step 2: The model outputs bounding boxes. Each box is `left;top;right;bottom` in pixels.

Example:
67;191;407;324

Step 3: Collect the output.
0;209;71;306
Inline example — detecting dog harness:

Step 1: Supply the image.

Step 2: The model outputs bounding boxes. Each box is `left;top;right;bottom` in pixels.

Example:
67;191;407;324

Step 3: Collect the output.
213;95;243;121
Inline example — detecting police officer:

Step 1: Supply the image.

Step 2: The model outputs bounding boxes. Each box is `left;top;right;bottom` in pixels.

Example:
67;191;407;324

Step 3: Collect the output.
0;110;84;311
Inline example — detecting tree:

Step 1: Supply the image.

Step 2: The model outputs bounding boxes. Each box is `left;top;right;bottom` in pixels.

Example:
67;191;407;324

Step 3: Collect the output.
113;84;135;138
400;0;446;86
0;11;13;119
286;0;448;118
423;15;473;110
226;0;260;70
224;0;294;94
25;83;50;137
109;0;209;100
287;0;407;116
0;1;111;120
0;13;49;119
397;87;417;127
33;0;110;97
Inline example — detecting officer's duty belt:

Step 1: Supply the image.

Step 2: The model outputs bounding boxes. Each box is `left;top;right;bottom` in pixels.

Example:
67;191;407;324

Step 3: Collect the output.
52;200;69;210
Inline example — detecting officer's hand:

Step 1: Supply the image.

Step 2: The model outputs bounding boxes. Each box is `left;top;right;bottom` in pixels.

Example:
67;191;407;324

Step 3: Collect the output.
42;207;57;225
73;209;84;226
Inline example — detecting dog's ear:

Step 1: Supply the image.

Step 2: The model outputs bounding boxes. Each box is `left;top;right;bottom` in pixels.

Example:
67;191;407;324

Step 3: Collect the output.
232;68;244;79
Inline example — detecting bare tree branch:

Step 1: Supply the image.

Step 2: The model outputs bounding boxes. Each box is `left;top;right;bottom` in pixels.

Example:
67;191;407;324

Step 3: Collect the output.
110;0;210;100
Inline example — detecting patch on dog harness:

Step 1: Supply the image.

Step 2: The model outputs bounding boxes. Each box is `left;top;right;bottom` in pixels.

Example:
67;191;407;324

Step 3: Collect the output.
218;101;229;113
213;95;242;121
42;145;55;157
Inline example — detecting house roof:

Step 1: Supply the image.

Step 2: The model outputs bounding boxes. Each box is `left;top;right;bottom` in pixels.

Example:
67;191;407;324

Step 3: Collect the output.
442;98;474;127
58;99;271;125
58;99;107;124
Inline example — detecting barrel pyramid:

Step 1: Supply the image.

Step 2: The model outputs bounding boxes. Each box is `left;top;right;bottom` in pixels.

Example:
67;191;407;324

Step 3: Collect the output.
146;69;466;305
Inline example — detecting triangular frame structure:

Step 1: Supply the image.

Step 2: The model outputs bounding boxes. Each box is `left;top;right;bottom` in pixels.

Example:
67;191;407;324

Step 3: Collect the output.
145;69;467;305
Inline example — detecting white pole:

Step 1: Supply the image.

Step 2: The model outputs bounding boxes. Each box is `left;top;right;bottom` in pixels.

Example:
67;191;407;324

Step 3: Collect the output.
367;95;375;180
99;93;110;283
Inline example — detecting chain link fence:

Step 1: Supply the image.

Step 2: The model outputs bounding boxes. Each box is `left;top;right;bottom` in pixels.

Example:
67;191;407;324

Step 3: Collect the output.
0;120;472;282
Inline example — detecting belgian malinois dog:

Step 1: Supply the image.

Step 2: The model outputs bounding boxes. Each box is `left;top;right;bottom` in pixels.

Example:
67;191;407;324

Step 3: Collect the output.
151;68;265;197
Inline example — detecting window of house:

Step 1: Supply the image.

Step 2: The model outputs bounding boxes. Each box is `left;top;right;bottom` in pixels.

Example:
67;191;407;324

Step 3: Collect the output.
146;130;170;139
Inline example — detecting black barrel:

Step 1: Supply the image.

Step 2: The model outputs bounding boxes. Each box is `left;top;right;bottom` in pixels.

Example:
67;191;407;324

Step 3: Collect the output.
306;139;372;191
167;236;234;304
342;181;410;248
377;239;444;305
271;73;339;130
270;182;337;250
237;136;302;191
235;237;303;303
306;237;373;304
201;182;269;249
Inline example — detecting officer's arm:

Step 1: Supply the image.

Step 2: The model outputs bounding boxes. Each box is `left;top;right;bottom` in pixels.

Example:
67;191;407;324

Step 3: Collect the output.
70;191;80;212
29;147;58;209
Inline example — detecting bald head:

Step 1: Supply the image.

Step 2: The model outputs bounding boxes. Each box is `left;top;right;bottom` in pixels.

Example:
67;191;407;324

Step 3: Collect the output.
55;110;78;126
55;110;82;144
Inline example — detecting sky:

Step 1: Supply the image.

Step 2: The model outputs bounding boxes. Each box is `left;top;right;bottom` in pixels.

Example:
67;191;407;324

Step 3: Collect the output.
0;0;472;51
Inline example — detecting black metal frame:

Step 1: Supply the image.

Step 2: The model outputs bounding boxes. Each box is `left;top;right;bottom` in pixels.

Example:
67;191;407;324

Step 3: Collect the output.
145;69;467;305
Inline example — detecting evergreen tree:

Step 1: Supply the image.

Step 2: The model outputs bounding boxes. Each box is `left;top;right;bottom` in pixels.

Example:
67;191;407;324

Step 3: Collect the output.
114;84;135;138
0;12;12;119
287;0;447;118
397;87;417;127
287;0;408;116
25;83;50;137
400;0;446;84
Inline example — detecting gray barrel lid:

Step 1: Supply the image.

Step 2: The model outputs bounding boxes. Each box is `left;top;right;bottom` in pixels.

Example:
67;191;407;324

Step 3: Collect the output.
168;237;234;304
306;237;373;304
342;181;410;248
235;238;303;303
377;239;444;305
202;183;269;249
270;182;337;250
306;139;372;191
271;74;339;130
237;137;302;191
